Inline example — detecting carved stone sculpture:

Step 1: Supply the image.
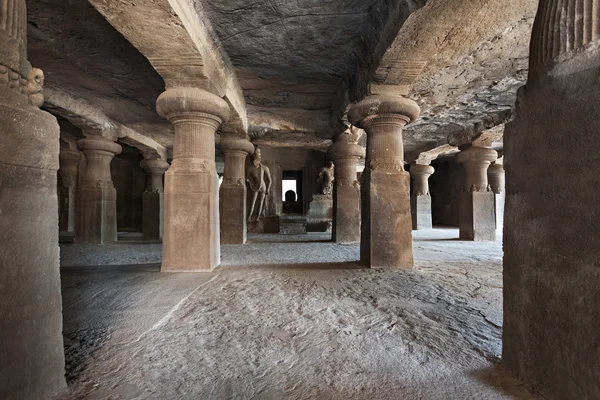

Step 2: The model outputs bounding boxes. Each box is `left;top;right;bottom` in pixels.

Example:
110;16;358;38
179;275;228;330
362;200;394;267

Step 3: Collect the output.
27;68;44;108
318;160;335;195
246;148;272;222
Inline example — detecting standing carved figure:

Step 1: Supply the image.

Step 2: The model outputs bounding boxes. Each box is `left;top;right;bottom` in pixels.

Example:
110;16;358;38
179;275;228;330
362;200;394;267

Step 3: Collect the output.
246;148;272;221
318;161;335;195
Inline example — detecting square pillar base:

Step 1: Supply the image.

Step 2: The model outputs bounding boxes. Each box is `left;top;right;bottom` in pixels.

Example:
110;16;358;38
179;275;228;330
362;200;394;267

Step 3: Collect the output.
361;170;414;269
162;169;220;272
219;184;247;244
411;194;432;230
459;191;496;241
76;186;118;244
142;190;162;241
333;184;361;244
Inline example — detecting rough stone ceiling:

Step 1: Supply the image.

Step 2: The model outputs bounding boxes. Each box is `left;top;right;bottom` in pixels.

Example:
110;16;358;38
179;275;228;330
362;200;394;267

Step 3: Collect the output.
27;0;170;148
27;0;537;158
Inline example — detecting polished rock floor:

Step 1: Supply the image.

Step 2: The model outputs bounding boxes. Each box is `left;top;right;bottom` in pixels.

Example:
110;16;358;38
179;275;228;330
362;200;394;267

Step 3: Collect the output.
59;229;539;399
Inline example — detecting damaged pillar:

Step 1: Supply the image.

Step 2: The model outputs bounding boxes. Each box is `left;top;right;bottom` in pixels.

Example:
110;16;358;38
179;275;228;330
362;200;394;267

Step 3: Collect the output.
58;149;81;233
327;129;365;244
0;0;66;397
487;161;505;232
157;88;230;271
456;145;497;241
140;158;169;241
219;136;254;244
503;1;600;398
349;95;420;268
75;136;122;244
410;163;434;230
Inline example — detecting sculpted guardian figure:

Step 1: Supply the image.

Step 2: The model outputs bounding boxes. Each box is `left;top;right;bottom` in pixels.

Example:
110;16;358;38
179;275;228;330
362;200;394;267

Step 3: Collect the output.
318;160;335;195
246;148;272;221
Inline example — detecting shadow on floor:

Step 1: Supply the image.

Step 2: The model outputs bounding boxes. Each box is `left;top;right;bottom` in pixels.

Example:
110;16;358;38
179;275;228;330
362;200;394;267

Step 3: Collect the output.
471;363;539;399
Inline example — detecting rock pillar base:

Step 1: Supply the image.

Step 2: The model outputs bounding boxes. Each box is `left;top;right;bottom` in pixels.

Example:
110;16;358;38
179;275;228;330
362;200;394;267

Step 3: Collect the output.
361;169;414;269
333;184;361;243
142;190;162;241
0;89;66;399
220;183;247;244
459;191;496;241
77;185;118;243
411;194;432;230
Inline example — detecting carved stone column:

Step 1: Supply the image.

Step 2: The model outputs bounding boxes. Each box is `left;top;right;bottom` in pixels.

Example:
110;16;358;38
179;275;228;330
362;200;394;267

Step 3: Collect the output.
219;136;254;244
75;137;122;243
327;130;365;244
157;88;230;271
58;149;81;233
488;162;505;231
0;1;66;397
140;158;169;241
348;95;420;269
410;163;435;230
456;146;497;241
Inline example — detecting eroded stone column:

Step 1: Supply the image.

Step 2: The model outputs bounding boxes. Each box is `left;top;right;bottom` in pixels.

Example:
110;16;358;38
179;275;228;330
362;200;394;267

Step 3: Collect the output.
140;158;169;241
157;88;230;271
219;136;254;244
0;0;66;397
349;95;420;269
328;129;365;244
75;137;122;244
410;163;435;230
58;149;81;233
456;146;497;241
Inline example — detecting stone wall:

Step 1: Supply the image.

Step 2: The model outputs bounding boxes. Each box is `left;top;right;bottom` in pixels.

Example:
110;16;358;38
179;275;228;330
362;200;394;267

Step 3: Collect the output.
429;159;463;227
503;60;600;399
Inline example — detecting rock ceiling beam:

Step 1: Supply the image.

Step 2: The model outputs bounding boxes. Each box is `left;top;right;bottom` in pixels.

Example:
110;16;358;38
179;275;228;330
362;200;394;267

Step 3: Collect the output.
86;0;248;136
45;87;170;161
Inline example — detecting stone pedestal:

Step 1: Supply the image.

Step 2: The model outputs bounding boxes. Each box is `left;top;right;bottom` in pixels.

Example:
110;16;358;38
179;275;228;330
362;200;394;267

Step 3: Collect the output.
328;132;365;244
306;194;333;232
280;215;307;235
248;217;280;234
75;137;122;244
140;158;169;241
58;149;80;233
410;163;434;230
157;88;229;272
219;136;254;244
349;95;420;269
0;1;67;393
456;146;497;241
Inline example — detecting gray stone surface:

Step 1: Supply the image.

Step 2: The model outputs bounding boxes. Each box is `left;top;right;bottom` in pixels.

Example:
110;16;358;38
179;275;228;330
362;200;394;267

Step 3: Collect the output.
279;215;308;235
459;191;496;242
411;194;433;230
503;59;600;399
58;229;539;399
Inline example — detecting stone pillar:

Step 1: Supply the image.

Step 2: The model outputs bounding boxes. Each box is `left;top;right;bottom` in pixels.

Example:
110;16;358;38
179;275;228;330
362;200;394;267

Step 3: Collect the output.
140;158;169;241
327;131;365;244
410;163;434;230
157;88;230;272
348;95;420;269
75;137;122;244
0;1;66;397
455;146;497;241
504;3;600;398
219;136;254;244
488;162;505;231
58;149;81;233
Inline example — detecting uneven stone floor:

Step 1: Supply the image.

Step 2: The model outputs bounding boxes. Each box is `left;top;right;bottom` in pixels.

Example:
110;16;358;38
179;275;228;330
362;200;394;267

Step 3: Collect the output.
59;229;539;399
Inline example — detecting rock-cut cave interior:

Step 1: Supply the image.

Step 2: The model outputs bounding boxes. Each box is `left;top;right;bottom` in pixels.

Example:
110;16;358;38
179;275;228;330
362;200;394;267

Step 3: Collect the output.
1;0;599;399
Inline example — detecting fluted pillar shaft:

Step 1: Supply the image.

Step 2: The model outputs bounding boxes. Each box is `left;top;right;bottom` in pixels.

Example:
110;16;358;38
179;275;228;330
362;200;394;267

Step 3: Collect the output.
157;88;230;271
410;163;435;230
58;150;81;233
328;135;365;244
141;158;169;241
219;136;254;244
75;137;122;244
349;95;420;269
0;1;67;397
456;146;497;241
